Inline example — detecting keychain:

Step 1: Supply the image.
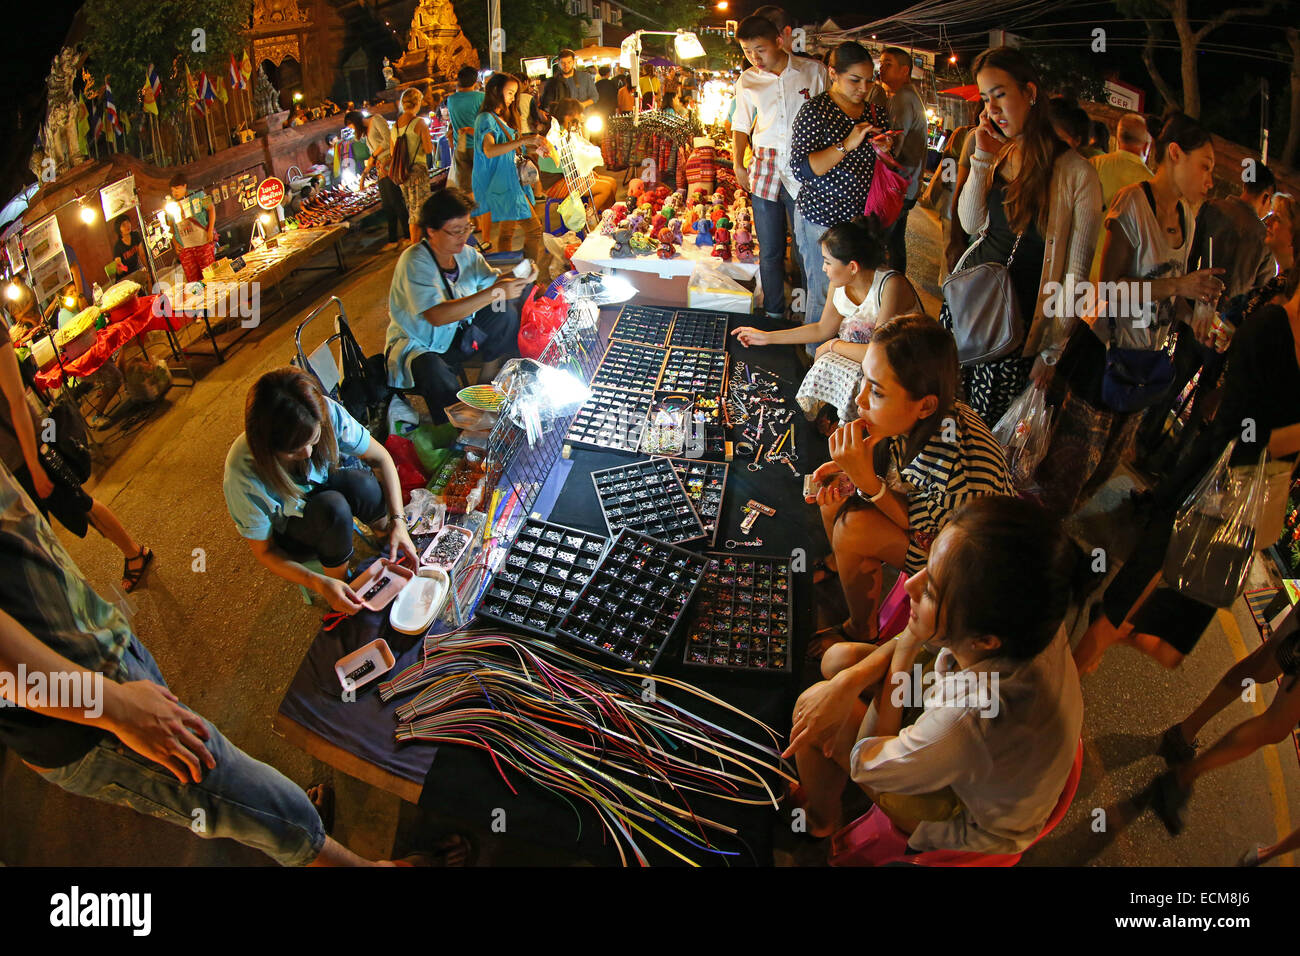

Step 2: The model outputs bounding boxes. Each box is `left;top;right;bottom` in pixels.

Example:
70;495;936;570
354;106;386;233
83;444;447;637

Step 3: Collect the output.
725;538;764;549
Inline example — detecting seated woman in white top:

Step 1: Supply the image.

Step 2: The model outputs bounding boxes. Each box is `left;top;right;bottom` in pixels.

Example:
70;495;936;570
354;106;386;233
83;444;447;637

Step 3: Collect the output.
786;495;1085;854
223;367;418;614
732;216;921;424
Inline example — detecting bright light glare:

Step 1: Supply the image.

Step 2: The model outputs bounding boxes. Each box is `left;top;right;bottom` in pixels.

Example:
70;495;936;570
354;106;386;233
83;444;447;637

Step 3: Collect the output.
259;212;272;225
79;203;96;224
674;31;705;60
293;92;304;102
5;283;20;301
165;200;182;222
585;114;603;134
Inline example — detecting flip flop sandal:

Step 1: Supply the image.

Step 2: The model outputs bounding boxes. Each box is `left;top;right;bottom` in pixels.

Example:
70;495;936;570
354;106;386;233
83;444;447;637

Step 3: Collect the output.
806;622;851;661
122;547;154;593
307;783;335;834
811;558;839;586
392;833;476;867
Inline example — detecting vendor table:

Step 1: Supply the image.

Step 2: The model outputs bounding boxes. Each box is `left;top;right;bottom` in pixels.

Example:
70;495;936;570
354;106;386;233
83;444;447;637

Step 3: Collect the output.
274;312;827;863
165;224;350;361
32;295;172;391
571;233;757;306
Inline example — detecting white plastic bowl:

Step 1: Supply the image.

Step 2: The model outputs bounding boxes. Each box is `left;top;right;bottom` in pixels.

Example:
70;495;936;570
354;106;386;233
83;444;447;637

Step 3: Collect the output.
388;566;450;635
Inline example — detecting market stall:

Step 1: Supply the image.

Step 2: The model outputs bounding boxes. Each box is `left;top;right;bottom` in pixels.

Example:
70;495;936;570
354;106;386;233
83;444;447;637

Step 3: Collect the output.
274;295;827;864
162;223;350;360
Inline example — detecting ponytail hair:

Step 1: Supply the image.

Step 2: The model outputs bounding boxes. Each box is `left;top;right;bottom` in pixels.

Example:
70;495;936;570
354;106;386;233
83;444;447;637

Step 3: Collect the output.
1153;111;1212;166
820;216;889;271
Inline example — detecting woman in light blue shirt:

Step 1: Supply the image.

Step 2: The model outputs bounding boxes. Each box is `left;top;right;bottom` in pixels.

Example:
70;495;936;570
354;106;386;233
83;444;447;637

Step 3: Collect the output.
223;367;418;613
385;189;532;423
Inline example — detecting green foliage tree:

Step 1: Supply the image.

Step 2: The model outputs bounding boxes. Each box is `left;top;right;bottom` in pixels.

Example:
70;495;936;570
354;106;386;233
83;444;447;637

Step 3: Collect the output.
451;0;586;71
82;0;250;132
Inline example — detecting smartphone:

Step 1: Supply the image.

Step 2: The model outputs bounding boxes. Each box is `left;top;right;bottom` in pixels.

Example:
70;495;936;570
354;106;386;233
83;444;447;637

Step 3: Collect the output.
803;473;857;498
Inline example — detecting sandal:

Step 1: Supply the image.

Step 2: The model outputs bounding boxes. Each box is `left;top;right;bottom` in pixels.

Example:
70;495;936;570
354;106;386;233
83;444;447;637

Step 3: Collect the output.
392;833;475;867
122;546;154;593
812;557;839;586
807;619;878;661
307;783;335;834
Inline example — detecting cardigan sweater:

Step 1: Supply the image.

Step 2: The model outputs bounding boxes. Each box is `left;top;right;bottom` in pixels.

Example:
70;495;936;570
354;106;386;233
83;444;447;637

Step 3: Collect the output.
958;144;1103;360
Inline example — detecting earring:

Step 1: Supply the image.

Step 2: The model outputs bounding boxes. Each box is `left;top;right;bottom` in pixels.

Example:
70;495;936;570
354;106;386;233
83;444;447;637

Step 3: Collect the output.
1030;98;1036;106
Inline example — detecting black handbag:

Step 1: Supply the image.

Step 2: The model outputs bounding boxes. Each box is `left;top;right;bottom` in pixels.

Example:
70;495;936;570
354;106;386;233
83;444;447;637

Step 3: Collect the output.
336;315;391;433
1099;314;1175;414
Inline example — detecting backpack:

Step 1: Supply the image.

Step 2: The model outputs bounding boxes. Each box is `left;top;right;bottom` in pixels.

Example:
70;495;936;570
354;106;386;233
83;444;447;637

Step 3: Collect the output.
389;122;414;185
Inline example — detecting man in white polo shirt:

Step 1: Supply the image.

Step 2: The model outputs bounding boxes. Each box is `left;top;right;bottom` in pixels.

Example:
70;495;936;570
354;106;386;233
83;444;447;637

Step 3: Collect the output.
732;14;827;325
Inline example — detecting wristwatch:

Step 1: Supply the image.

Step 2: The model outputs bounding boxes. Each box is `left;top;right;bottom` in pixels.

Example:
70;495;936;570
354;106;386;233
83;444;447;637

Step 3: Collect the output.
834;141;848;154
856;480;889;504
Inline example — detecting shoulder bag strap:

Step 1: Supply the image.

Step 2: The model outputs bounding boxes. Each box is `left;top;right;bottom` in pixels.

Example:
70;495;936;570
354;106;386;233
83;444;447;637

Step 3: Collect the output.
875;269;899;308
1005;231;1024;269
951;233;986;275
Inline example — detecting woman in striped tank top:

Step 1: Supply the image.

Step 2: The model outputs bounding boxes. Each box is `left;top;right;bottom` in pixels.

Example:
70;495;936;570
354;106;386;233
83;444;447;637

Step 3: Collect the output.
805;313;1014;652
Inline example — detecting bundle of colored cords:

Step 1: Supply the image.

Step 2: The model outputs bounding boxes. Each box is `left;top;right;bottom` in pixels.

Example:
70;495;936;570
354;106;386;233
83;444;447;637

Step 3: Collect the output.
378;629;795;866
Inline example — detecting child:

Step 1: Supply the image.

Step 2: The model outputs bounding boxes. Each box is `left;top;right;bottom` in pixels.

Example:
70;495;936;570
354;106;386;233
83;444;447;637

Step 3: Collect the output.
732;217;921;428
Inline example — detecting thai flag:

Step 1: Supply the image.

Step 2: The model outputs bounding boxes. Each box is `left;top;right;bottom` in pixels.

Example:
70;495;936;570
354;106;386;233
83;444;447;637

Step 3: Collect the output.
102;83;123;134
229;53;244;91
199;72;217;104
147;63;162;98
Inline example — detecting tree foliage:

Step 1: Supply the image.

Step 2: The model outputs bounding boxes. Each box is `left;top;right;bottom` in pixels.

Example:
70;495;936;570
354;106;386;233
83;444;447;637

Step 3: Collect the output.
82;0;250;124
451;0;586;72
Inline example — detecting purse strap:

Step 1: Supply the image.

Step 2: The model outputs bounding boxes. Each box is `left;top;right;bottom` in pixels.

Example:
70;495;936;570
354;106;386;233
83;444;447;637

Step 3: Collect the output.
1004;231;1024;269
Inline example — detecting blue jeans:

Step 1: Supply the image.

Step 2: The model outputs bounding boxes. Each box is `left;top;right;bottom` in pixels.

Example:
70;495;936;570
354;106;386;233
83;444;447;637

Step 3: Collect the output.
794;210;832;356
751;184;800;318
36;638;326;866
888;197;918;276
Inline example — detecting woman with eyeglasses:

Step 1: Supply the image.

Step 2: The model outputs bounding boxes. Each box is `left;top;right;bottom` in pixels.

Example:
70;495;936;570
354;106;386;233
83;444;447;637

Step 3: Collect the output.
384;190;533;424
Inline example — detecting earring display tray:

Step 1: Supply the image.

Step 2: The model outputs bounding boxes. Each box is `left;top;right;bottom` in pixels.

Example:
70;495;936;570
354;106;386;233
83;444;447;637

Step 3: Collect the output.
566;385;652;453
476;518;609;639
662;457;729;546
591;340;667;393
684;553;793;673
610;304;676;347
658;347;728;394
555;527;712;672
667;309;730;351
591;458;707;545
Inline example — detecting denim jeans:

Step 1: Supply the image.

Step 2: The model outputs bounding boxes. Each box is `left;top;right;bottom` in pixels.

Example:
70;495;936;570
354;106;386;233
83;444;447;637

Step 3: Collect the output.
36;638;326;866
794;210;832;356
888;197;918;276
751;184;800;318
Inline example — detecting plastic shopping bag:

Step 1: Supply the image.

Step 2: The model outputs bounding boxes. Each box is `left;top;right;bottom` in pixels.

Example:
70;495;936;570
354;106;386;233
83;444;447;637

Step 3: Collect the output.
518;287;569;359
558;192;589;233
992;384;1053;489
688;264;753;314
1162;440;1267;608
